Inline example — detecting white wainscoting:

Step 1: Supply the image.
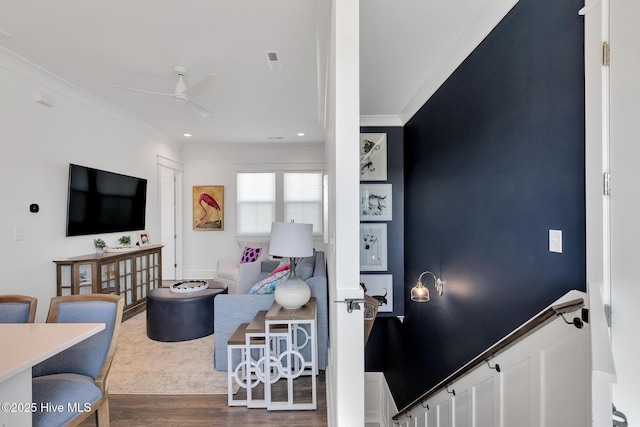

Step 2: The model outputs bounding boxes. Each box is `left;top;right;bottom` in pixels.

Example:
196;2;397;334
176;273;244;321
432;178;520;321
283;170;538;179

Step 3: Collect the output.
365;372;397;427
365;289;613;427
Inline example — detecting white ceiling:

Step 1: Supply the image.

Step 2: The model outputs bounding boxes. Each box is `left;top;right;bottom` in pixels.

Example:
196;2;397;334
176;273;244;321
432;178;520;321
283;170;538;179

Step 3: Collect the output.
0;0;515;145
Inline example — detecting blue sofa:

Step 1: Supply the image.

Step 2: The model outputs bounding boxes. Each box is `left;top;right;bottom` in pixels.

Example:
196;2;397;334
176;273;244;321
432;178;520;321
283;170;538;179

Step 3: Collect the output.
213;250;328;371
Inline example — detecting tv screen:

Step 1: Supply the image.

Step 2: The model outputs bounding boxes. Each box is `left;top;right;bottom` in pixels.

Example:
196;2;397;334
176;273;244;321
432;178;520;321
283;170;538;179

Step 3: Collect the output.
66;164;147;236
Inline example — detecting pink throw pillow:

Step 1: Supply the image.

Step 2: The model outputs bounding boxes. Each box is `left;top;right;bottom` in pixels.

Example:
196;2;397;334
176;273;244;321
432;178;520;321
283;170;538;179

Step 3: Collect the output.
268;263;290;277
240;247;261;264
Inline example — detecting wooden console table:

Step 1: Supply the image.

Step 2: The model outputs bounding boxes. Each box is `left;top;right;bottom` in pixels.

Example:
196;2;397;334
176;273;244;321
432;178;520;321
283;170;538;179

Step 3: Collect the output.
53;245;162;319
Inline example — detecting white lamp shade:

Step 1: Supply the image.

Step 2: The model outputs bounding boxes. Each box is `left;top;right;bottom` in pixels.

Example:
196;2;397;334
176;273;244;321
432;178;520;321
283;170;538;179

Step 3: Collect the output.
269;222;313;258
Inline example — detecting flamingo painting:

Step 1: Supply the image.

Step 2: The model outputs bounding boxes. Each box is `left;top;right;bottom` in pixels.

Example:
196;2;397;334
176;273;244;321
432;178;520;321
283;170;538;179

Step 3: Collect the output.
193;186;224;230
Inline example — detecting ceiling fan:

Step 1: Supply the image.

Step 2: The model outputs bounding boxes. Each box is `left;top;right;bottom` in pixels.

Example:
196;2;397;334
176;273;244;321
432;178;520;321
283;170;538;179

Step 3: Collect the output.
110;65;220;117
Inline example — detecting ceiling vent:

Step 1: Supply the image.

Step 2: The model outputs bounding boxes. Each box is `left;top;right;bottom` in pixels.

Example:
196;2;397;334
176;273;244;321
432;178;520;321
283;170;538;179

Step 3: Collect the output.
265;51;282;70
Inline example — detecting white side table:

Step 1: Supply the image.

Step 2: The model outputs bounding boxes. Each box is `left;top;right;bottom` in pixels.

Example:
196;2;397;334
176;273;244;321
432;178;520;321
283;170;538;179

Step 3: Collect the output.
264;297;317;410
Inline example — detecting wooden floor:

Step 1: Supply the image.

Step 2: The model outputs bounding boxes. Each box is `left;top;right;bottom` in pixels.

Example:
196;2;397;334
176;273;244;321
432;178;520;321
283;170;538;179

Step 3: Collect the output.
80;373;328;426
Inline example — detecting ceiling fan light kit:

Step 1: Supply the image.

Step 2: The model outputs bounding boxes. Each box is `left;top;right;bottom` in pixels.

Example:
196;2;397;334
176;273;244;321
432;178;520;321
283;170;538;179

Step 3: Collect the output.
110;65;220;117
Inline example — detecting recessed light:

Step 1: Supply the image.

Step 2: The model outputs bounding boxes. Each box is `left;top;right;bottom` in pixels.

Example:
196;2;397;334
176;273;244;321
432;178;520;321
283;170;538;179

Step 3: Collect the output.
184;133;192;137
297;133;305;137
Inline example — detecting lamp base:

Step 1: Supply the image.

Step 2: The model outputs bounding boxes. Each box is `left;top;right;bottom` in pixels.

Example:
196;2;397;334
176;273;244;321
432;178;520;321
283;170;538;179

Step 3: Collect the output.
274;276;311;310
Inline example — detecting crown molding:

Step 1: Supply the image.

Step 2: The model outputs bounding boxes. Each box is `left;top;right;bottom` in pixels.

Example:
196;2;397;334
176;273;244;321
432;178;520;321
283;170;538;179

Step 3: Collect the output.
360;115;404;127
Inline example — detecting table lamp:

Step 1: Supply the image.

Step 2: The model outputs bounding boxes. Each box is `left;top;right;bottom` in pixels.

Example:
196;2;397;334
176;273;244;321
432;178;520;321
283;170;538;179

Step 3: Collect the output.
269;221;314;309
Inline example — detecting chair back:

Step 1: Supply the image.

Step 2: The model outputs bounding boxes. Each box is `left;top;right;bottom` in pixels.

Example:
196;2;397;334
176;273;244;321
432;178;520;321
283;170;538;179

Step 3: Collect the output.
363;294;379;346
0;294;37;323
32;294;123;389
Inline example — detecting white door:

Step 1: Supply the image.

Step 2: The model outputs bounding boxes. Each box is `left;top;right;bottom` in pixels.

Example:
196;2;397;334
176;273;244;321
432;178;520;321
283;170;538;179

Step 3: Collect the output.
159;164;182;280
583;0;617;424
608;0;640;420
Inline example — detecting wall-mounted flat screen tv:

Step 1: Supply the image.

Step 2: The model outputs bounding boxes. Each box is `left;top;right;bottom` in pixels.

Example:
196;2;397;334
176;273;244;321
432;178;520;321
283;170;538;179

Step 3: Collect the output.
66;164;147;236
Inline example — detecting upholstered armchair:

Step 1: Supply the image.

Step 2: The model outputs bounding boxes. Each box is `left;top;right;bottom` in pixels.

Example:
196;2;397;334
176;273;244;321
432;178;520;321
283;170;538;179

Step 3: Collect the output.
31;294;124;427
0;294;37;323
214;241;268;294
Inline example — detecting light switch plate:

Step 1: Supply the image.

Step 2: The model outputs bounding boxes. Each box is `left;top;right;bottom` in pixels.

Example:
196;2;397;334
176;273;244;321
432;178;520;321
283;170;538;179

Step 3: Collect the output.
549;229;562;253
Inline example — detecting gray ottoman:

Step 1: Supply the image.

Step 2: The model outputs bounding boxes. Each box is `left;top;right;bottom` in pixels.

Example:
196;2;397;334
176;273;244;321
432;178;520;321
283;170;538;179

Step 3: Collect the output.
146;286;226;342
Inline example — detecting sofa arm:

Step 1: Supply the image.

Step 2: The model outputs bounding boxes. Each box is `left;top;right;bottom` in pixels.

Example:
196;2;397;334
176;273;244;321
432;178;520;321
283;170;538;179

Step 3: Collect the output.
216;255;241;271
213;294;275;371
233;259;264;294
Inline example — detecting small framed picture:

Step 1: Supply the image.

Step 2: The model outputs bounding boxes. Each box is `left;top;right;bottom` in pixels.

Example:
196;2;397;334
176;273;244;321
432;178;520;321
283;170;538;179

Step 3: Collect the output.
360;184;392;221
360;274;393;313
360;133;387;181
359;223;387;271
137;230;151;246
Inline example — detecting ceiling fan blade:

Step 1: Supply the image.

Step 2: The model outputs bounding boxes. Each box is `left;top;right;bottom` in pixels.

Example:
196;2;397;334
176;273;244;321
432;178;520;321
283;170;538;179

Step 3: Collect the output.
184;74;220;97
110;84;174;97
187;99;212;117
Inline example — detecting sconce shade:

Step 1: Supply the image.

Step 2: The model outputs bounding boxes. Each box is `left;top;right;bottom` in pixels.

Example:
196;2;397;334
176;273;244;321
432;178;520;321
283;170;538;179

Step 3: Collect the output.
411;283;430;302
411;271;444;303
269;221;313;309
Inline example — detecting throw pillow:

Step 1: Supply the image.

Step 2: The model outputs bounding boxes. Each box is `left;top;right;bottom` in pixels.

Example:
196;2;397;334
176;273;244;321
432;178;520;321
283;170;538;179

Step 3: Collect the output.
268;262;290;277
240;247;261;264
248;270;290;294
295;249;316;281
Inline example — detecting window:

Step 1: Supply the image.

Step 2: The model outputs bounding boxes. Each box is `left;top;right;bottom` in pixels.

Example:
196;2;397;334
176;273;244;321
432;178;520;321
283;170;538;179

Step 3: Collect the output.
284;172;323;234
236;172;275;234
237;171;323;236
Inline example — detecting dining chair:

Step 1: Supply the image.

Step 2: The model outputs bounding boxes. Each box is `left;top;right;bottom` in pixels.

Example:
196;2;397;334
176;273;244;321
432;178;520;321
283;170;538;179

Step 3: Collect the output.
0;294;37;323
31;294;124;427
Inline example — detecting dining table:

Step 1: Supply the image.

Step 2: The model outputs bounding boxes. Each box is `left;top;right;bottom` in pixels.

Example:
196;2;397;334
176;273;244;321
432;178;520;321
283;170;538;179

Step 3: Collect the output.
0;322;105;427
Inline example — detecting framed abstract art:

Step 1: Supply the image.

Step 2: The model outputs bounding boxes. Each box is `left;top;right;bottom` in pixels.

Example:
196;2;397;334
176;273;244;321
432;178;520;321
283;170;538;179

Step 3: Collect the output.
360;133;387;181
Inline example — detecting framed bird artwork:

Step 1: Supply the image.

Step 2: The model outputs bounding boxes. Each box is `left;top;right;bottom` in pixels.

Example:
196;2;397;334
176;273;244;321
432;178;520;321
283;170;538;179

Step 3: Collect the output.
193;185;224;230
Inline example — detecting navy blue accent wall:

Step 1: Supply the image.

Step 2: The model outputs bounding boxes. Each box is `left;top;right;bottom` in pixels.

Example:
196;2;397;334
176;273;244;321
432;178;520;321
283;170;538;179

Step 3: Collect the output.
383;0;586;409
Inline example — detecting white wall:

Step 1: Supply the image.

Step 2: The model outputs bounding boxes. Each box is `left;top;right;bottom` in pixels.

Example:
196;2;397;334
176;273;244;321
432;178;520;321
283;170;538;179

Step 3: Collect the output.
0;50;182;321
180;142;324;279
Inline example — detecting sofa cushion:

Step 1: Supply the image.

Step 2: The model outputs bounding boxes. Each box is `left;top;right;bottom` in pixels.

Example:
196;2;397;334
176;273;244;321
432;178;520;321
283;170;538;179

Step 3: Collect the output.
295;250;316;281
240;247;262;264
248;269;290;294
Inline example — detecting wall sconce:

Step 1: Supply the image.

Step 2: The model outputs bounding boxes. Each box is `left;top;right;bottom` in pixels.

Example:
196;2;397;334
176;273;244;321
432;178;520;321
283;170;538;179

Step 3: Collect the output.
411;271;445;302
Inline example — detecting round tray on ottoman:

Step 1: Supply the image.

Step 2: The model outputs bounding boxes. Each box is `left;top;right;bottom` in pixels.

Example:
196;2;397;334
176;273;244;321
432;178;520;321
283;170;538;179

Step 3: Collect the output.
146;286;226;342
170;279;209;293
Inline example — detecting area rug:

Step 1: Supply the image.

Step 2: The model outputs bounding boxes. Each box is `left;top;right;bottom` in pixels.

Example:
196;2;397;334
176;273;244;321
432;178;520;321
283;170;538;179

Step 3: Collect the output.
109;311;229;394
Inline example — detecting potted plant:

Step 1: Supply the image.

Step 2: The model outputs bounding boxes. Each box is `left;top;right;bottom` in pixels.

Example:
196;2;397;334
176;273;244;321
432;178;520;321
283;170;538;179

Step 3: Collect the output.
93;238;106;253
118;235;132;246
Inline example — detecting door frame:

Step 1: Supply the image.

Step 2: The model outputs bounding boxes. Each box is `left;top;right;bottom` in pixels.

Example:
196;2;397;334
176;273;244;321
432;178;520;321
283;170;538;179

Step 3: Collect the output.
158;157;184;281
